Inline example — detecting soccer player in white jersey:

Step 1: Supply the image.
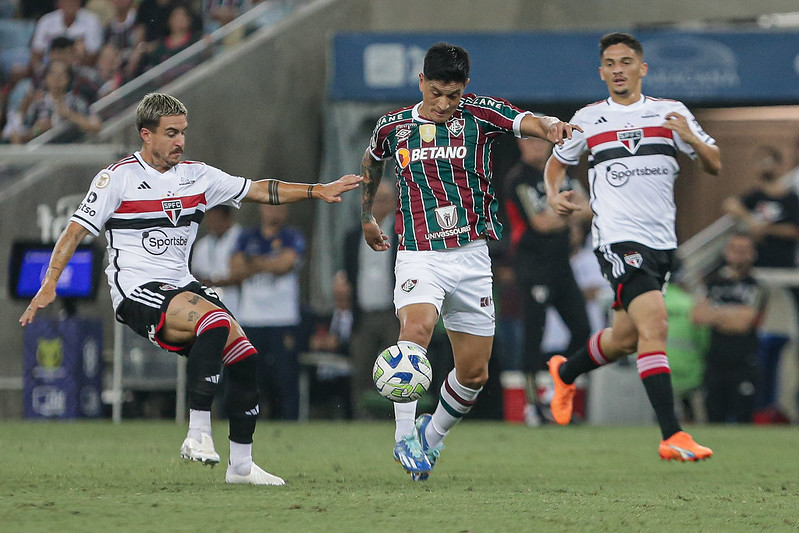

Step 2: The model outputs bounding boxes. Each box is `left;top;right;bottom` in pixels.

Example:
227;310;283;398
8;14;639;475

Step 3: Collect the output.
544;32;721;461
360;42;580;480
19;93;361;485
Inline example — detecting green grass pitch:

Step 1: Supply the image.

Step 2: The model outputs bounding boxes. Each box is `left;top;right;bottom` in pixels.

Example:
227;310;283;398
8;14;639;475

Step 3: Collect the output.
0;421;797;532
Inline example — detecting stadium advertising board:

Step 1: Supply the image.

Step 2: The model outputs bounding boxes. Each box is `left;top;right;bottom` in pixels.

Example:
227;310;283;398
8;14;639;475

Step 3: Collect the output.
330;30;799;104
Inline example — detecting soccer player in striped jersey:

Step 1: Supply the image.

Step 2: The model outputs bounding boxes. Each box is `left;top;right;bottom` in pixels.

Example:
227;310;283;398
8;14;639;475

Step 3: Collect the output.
360;42;580;480
544;32;721;461
19;92;361;485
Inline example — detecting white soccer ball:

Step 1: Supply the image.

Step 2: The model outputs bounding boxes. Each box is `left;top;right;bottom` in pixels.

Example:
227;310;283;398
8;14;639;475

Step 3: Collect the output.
373;344;433;403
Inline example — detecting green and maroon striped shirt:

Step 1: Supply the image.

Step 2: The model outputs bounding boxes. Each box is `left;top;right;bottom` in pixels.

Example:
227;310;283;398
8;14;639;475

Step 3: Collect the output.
369;93;531;251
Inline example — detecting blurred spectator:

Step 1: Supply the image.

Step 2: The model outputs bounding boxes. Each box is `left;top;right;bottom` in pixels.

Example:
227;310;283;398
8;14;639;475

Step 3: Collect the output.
132;0;174;46
693;232;767;424
342;180;398;419
201;0;248;35
504;136;592;392
94;42;124;98
46;35;102;103
103;0;137;61
309;271;353;355
30;0;103;73
6;59;100;143
231;203;305;421
663;267;709;423
722;145;798;422
190;204;243;316
128;2;199;78
723;146;799;268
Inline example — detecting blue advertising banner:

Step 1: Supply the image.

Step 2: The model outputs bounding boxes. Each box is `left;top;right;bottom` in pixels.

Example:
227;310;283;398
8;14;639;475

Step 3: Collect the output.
23;317;104;419
329;31;799;105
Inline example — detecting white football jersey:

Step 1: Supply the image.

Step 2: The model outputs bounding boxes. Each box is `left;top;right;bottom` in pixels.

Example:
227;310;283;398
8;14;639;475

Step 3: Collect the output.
553;95;716;250
70;152;251;310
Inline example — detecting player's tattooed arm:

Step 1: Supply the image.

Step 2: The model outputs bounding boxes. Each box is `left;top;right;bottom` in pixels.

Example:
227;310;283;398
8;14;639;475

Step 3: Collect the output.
20;221;91;326
360;148;385;224
360;149;390;251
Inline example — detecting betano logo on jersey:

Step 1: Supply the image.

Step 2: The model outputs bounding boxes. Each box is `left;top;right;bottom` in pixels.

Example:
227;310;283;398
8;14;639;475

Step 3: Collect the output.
162;199;183;225
395;145;468;169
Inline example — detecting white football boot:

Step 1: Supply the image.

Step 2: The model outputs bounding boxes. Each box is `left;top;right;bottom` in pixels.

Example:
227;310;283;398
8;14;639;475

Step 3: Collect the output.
180;433;221;466
225;462;286;486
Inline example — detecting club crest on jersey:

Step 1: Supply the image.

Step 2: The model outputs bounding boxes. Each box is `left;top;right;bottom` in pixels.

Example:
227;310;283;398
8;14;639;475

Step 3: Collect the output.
617;129;643;154
419;124;436;143
434;205;458;230
162;198;183;225
624;251;643;269
401;279;418;292
159;284;178;290
446;118;465;137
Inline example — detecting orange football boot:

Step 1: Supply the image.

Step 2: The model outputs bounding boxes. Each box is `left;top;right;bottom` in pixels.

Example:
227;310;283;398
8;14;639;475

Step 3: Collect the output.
547;355;575;425
659;431;713;462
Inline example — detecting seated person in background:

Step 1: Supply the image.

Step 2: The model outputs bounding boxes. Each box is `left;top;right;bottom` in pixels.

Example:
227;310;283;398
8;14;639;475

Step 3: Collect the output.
127;2;199;78
94;42;124;98
30;0;103;73
201;0;249;35
309;271;354;355
693;232;767;424
103;0;138;64
7;59;100;143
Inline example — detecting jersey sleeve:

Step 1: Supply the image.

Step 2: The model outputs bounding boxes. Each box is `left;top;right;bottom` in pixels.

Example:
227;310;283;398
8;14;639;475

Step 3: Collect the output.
202;165;252;208
368;117;394;161
464;95;530;137
70;168;124;236
552;110;588;165
670;102;716;159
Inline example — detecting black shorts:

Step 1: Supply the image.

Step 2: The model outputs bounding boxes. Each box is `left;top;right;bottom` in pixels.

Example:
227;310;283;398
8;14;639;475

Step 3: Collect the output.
115;281;228;355
594;242;675;310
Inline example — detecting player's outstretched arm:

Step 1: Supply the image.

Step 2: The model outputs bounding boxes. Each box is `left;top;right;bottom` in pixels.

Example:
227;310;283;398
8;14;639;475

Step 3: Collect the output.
520;114;583;146
544;155;582;217
245;175;362;205
360;149;390;252
19;221;91;326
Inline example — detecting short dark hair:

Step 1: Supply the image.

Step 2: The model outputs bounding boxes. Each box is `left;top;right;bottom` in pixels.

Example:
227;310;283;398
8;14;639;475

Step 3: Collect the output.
423;42;470;84
599;32;644;59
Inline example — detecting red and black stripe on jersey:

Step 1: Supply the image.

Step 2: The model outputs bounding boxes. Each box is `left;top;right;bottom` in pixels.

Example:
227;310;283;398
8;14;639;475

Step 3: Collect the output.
104;193;208;230
586;126;678;168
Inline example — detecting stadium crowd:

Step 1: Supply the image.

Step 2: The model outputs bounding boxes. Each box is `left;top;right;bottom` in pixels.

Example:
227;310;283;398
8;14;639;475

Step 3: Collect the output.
0;0;286;143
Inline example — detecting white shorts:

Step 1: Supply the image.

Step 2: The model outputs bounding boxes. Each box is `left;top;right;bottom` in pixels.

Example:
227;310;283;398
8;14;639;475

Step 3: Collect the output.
394;239;495;336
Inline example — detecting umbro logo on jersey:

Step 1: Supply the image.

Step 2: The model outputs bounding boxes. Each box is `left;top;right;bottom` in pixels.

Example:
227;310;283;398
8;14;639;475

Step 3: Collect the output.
396;128;412;142
162;198;183;225
137;181;151;190
594;116;608;124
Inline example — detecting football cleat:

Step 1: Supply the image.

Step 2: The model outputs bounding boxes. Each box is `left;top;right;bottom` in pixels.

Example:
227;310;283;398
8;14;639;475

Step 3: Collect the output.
548;355;576;425
393;434;431;474
225;462;286;485
180;433;220;466
411;414;444;482
659;431;713;462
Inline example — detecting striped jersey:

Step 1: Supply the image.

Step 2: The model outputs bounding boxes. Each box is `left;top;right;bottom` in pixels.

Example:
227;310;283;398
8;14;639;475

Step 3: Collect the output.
552;95;716;250
369;94;532;251
70;151;251;310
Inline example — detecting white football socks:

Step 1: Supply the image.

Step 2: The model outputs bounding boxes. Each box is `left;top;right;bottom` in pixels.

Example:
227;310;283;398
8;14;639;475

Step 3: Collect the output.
187;409;212;441
228;441;253;475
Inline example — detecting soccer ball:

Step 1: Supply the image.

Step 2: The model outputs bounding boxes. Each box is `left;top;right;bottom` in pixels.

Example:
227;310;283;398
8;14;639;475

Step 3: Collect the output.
373;344;433;403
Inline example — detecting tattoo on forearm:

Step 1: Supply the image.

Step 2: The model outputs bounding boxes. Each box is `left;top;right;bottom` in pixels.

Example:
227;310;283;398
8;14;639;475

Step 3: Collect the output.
307;184;315;199
361;150;385;223
267;179;280;205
